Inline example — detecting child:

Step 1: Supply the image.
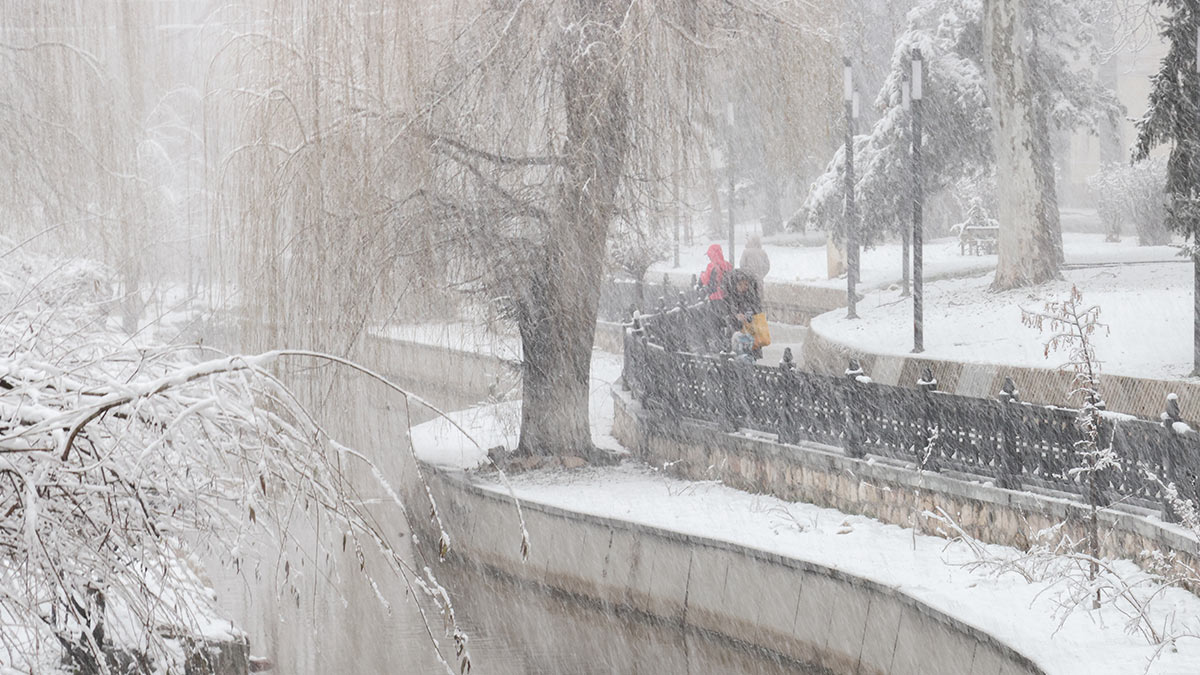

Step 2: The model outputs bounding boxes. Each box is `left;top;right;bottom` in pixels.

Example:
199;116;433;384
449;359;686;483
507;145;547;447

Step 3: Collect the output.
731;328;756;363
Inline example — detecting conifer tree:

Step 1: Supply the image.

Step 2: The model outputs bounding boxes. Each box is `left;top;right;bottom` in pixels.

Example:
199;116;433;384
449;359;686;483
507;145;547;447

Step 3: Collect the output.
1133;0;1200;375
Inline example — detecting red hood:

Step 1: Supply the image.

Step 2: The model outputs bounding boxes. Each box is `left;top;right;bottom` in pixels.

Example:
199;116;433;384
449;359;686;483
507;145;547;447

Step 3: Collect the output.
706;244;727;267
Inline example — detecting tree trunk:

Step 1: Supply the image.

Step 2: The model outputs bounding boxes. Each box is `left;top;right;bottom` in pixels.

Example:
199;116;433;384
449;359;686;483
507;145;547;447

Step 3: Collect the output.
703;150;725;239
1033;97;1064;266
1097;13;1124;241
760;171;783;237
516;0;631;459
517;270;600;458
986;0;1059;290
1030;25;1064;265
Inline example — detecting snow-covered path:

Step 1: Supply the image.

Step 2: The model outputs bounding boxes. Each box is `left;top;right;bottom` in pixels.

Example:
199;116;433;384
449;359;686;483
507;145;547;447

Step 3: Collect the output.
652;231;1181;291
812;259;1196;381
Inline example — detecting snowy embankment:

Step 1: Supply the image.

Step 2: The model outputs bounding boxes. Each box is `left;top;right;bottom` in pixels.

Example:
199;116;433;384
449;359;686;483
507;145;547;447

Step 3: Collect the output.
411;351;1200;675
651;230;1180;291
812;257;1194;381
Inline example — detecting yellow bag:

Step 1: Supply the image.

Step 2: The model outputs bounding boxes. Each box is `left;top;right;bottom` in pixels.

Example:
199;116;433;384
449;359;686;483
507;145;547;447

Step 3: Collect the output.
743;312;771;349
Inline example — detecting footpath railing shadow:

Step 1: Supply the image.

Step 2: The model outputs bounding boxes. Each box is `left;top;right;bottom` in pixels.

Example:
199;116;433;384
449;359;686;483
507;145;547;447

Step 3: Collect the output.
624;302;1200;522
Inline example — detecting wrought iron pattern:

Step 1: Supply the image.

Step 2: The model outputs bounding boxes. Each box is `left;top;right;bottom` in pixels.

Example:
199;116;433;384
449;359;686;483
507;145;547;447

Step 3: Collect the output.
623;304;1200;519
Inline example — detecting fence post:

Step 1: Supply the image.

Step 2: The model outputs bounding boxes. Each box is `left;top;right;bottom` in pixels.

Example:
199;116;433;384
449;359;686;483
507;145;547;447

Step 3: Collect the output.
778;348;800;444
717;341;739;432
843;358;867;459
1161;393;1183;523
676;292;692;352
996;376;1021;490
916;366;939;472
639;335;657;410
1089;394;1112;509
655;296;672;351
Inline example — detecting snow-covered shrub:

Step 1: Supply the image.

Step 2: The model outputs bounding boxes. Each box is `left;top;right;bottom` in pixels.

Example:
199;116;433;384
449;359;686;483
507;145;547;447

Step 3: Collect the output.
1087;157;1170;245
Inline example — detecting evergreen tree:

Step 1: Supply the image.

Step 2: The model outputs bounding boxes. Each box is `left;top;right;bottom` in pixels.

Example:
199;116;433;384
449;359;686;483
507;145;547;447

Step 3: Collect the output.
1132;0;1200;375
801;0;1119;260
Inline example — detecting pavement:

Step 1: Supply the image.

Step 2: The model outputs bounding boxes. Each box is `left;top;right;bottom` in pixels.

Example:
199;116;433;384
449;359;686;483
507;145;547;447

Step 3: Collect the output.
761;322;807;368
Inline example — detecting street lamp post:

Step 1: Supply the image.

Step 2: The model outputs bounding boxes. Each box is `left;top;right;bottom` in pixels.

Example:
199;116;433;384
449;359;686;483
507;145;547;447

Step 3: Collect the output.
912;48;925;353
727;102;737;265
901;74;911;298
844;56;859;319
1193;25;1200;375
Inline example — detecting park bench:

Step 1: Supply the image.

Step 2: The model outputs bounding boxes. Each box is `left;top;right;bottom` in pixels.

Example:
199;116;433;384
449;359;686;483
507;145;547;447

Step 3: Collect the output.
957;223;999;256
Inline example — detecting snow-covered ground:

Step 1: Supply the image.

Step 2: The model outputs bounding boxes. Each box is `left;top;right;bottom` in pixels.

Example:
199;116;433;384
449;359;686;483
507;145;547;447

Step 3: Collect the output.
812;259;1195;381
652;230;1181;291
411;352;1200;675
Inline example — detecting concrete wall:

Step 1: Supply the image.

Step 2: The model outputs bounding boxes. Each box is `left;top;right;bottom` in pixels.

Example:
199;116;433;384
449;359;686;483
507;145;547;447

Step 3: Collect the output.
612;388;1200;589
625;271;849;326
416;469;1045;675
361;333;521;409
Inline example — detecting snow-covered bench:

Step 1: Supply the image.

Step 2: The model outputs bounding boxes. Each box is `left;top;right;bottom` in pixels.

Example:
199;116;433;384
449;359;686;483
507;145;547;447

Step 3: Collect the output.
953;222;999;256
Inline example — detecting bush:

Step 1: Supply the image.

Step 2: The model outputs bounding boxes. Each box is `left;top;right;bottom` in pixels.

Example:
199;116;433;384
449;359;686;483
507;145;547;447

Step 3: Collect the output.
1087;157;1170;245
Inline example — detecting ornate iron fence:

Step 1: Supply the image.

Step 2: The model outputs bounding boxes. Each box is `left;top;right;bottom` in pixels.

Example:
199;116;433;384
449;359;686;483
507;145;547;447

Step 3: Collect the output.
623;302;1200;520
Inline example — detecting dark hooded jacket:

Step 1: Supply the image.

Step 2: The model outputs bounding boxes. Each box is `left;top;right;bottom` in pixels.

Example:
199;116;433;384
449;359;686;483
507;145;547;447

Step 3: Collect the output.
722;269;761;322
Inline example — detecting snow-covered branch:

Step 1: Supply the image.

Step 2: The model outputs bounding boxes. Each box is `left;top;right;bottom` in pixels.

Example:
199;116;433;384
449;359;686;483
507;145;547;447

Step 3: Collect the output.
0;243;487;674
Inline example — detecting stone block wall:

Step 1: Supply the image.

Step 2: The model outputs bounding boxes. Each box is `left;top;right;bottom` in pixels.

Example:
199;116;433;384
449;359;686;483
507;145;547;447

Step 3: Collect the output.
612;389;1200;589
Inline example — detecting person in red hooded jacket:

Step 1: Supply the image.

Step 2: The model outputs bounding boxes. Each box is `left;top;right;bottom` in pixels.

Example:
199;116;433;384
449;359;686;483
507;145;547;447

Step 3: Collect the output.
697;244;733;351
699;244;732;300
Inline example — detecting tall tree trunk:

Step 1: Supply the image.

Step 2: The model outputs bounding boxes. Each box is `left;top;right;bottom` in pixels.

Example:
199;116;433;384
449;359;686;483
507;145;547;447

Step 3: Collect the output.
703;149;725;239
516;0;631;459
1097;14;1123;167
1030;25;1064;265
760;171;783;237
1097;11;1124;242
986;0;1059;290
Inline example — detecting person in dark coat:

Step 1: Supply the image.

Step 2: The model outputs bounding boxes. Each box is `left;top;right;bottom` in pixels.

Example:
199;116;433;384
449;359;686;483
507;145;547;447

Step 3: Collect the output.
723;268;762;327
723;269;763;360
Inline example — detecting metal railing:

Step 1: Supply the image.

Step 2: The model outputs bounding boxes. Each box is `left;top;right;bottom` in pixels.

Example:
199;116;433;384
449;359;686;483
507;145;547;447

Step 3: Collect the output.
623;302;1200;520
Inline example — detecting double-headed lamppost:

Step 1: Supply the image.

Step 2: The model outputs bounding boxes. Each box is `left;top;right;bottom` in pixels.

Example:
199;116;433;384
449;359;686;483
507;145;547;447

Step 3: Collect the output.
844;56;860;319
911;48;925;353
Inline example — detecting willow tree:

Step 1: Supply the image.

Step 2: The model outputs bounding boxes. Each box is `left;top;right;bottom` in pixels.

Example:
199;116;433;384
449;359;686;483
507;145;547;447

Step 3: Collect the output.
0;2;198;331
213;1;837;460
418;2;837;459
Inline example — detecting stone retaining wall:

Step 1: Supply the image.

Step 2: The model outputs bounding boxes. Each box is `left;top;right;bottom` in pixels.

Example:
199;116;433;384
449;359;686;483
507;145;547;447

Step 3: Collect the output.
416;469;1045;675
612;388;1200;588
609;273;847;326
804;324;1200;421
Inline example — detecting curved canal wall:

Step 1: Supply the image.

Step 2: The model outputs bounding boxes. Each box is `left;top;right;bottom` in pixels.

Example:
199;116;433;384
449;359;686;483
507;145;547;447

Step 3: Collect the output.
415;469;1046;675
